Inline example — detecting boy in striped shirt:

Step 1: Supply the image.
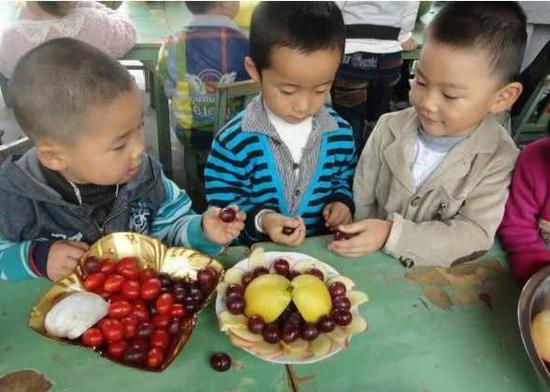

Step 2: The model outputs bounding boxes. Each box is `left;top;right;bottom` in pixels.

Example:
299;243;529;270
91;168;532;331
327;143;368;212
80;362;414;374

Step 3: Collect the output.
205;2;357;246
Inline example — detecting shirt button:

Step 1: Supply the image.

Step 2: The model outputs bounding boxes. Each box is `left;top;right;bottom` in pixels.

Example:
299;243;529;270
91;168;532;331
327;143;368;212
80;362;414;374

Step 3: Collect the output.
410;197;421;207
294;189;300;197
400;257;415;268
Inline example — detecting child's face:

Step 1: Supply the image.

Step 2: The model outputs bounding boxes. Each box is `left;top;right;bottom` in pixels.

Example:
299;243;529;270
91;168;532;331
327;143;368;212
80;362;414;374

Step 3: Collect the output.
57;87;145;185
246;46;341;124
410;41;504;137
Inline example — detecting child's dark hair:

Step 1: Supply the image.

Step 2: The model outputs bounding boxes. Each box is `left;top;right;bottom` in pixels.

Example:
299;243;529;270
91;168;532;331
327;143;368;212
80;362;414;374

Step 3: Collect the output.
10;38;135;144
36;1;76;17
428;2;527;83
249;1;345;73
185;1;214;15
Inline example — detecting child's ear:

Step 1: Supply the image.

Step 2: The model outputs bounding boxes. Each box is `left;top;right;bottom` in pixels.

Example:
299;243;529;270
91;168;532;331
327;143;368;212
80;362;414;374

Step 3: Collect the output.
36;143;69;172
244;56;260;82
490;81;523;113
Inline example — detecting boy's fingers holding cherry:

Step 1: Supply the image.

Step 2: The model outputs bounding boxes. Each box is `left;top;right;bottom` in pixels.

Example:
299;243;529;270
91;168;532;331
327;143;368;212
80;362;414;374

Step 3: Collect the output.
323;202;352;229
203;206;246;245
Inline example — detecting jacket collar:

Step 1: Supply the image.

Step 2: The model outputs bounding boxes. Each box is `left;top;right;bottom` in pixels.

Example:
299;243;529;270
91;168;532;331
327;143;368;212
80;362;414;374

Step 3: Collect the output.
188;15;240;31
241;96;338;140
383;107;511;193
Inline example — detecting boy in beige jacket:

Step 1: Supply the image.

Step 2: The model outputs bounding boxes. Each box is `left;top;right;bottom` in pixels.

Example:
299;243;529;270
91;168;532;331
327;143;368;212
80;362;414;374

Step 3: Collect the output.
329;2;526;268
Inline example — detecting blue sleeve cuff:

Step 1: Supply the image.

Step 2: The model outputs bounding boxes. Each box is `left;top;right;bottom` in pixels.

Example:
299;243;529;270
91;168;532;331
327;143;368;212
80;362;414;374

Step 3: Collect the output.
187;215;224;255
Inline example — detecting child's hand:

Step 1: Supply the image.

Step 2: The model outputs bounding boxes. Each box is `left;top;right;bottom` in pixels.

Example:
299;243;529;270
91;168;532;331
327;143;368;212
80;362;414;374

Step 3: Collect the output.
401;37;418;51
261;213;306;247
203;205;246;245
328;219;392;258
323;202;352;230
47;240;90;281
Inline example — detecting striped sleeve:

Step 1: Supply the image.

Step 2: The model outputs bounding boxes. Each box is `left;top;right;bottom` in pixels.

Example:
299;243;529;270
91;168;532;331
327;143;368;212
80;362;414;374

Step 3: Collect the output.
150;175;223;254
325;119;357;213
204;122;253;208
0;235;41;281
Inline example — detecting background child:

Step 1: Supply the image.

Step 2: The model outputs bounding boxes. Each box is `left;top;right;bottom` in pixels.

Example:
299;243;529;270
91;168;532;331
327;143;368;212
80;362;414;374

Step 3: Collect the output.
205;2;357;246
156;1;249;213
0;1;136;78
499;137;550;282
330;2;525;267
0;38;245;281
332;1;420;152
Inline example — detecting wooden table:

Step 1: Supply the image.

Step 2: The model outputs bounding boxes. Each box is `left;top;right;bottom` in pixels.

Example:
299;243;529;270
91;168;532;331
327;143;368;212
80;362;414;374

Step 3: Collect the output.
0;237;541;391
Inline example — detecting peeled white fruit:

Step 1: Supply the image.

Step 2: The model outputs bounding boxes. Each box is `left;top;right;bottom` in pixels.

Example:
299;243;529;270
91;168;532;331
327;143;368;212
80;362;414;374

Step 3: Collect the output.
224;268;244;285
248;248;267;270
44;292;108;339
348;290;369;307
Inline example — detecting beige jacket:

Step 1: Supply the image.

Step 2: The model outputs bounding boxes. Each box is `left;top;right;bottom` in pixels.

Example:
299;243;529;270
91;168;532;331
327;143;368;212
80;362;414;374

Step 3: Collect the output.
353;108;519;267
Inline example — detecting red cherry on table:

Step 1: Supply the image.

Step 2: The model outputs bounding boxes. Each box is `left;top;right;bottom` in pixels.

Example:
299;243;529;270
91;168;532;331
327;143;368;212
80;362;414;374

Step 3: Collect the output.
141;278;162;300
210;352;231;372
219;207;236;223
150;329;170;350
108;300;132;319
107;340;129;360
82;327;104;347
83;272;106;291
155;293;175;315
147;347;164;369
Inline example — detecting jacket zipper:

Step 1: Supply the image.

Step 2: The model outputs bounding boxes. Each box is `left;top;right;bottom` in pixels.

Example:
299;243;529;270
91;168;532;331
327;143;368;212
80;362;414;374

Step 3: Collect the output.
96;206;128;235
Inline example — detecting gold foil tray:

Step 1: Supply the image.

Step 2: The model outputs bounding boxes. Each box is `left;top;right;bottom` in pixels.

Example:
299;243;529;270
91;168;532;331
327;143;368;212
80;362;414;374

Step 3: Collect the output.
28;232;224;371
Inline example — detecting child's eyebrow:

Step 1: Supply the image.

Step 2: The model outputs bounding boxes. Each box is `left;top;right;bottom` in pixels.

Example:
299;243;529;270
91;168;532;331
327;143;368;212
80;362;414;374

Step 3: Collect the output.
113;113;144;143
279;80;333;88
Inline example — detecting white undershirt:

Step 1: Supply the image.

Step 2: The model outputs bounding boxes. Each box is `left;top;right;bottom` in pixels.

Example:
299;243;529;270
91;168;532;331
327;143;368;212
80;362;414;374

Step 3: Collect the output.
410;129;467;189
265;104;312;165
255;104;313;233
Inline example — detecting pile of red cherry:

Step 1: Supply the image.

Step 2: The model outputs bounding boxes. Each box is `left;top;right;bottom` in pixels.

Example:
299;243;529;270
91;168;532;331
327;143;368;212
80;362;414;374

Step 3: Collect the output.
79;256;218;370
224;258;353;345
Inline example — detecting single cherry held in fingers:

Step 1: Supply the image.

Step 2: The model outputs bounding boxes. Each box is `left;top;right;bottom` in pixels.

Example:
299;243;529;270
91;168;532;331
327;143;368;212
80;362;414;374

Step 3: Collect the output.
219;207;236;223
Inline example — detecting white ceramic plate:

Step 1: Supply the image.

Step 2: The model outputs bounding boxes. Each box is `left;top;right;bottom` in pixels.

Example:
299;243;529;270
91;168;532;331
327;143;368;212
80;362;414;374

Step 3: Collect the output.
215;251;355;364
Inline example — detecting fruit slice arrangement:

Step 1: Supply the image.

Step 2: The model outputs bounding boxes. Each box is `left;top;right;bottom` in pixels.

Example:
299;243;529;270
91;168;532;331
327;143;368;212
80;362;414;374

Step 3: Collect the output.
29;232;223;372
216;248;368;363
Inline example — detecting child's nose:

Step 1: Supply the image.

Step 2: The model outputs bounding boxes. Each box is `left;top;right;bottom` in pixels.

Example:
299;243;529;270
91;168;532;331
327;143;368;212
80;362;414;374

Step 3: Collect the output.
293;94;311;115
421;91;438;112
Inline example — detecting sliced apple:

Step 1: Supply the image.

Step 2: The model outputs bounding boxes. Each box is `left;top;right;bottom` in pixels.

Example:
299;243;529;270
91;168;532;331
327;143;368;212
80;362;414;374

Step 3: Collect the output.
216;282;228;297
219;310;247;332
285;348;311;361
282;338;309;353
327;275;354;290
230;327;265;343
229;331;256;348
250;341;282;356
248;247;267;270
308;334;332;357
344;314;368;335
223;268;243;285
348;290;369;307
327;326;349;347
